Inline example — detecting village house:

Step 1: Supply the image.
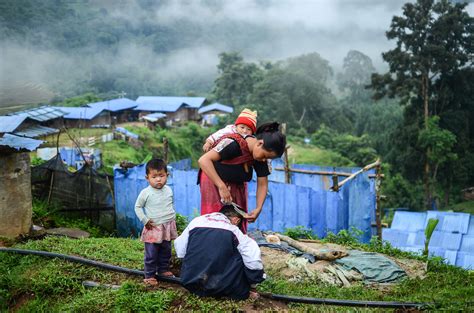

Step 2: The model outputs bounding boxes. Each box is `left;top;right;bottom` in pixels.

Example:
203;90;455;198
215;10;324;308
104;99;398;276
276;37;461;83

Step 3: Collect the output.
52;98;137;129
4;106;66;140
141;112;166;130
134;96;207;125
0;114;59;141
86;98;138;125
8;105;66;129
198;103;234;126
54;106;111;128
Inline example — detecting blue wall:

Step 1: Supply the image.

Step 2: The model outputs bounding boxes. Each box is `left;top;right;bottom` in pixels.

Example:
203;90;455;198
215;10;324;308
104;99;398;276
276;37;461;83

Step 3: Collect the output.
114;159;376;242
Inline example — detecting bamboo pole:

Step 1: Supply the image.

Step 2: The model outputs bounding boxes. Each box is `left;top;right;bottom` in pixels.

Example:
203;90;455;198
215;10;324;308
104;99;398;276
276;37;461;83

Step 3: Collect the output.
375;162;383;240
47;129;62;205
330;159;381;191
47;171;55;205
274;167;381;179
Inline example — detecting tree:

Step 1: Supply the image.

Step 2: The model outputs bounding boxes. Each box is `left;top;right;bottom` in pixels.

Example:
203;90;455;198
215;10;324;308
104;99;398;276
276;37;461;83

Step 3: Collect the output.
212;52;263;108
337;50;375;99
370;0;472;208
281;52;333;84
249;53;354;133
418;116;457;184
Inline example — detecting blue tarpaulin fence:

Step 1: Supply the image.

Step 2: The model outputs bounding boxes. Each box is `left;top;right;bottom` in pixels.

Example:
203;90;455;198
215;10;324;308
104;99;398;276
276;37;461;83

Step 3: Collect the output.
114;158;376;242
59;147;101;169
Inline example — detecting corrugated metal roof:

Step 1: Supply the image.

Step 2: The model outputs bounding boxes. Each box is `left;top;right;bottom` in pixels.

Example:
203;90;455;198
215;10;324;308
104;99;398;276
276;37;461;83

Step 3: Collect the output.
0;134;43;151
428;248;458;265
135;96;206;112
134;101;188;113
87;98;137;112
391;211;427;232
468;216;474;235
53;106;104;120
14;125;59;138
198;103;233;114
0;115;28;133
384;210;474;270
425;211;470;234
456;252;474;269
142;113;166;122
8;106;65;122
382;229;410;247
429;231;463;250
460;235;474;252
382;229;424;247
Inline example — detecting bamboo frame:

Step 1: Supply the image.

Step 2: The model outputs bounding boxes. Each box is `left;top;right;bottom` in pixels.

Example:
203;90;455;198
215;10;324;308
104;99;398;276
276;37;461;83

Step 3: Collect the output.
331;159;381;191
274;167;381;178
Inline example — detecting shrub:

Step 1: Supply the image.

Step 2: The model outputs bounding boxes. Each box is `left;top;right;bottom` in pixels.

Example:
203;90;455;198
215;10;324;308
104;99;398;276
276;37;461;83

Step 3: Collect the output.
284;226;318;240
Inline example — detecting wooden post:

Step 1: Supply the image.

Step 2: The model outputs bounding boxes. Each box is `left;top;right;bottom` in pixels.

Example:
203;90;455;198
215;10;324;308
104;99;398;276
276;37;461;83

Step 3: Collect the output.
332;173;339;192
47;129;62;205
375;162;383;240
281;123;291;184
163;137;169;164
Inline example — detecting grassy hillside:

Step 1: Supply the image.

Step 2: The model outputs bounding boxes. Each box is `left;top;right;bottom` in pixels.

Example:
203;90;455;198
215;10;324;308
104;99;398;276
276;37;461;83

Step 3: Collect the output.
449;201;474;215
1;235;472;311
287;142;354;167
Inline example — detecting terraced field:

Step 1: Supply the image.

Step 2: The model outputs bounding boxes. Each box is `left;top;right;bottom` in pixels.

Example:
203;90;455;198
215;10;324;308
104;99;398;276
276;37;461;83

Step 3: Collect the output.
0;81;55;114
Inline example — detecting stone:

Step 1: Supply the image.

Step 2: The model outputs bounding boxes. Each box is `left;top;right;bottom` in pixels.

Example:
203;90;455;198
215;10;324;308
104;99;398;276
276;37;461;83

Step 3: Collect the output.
46;227;90;238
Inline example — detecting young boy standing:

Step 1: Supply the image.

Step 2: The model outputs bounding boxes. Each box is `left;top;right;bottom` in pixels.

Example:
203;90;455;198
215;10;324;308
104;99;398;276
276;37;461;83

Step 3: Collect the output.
134;159;177;286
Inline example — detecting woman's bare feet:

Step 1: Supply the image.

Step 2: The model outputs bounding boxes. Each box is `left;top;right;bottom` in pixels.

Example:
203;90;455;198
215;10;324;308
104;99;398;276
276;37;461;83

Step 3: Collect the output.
143;277;158;286
158;271;175;277
249;290;260;300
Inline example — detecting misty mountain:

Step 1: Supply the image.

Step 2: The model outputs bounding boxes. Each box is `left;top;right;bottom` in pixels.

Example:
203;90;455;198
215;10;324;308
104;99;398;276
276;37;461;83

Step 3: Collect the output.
1;0;470;105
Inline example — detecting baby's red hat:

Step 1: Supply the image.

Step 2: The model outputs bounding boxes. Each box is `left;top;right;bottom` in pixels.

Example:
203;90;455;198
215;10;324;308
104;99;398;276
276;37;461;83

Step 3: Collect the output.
234;108;257;133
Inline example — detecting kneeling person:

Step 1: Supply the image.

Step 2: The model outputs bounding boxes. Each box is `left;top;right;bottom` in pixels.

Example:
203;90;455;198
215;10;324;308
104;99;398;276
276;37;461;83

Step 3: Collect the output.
174;205;264;300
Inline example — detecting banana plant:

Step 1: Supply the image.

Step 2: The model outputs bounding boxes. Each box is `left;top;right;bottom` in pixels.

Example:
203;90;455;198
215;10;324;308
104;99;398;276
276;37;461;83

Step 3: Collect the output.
423;218;439;257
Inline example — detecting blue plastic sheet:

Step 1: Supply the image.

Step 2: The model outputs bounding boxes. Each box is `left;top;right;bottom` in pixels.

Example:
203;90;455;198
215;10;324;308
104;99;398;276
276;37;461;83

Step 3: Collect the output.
114;159;375;243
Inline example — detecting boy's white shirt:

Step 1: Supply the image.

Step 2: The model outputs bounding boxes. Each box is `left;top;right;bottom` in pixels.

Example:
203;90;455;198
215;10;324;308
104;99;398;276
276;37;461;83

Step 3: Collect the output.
134;185;176;225
174;213;263;270
206;124;237;144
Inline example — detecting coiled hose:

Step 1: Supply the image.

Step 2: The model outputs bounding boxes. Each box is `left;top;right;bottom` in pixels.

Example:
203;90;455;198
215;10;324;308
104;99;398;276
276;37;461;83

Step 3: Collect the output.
0;248;432;309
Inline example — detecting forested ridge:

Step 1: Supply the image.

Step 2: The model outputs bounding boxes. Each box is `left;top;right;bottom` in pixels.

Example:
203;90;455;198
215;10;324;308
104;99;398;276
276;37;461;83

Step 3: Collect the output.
0;0;473;211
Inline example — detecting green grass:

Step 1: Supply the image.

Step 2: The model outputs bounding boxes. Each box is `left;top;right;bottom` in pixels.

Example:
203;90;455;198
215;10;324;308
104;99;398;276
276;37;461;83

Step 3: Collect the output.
0;237;247;312
287;141;354;166
1;235;473;311
449;200;474;215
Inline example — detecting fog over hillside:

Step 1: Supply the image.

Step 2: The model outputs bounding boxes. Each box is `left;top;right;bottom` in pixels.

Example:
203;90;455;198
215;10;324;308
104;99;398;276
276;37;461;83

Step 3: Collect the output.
0;0;472;101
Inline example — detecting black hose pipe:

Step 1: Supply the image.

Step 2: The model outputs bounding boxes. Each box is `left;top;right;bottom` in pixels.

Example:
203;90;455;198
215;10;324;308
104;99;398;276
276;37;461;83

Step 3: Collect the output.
0;248;433;309
0;248;180;284
260;293;432;309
